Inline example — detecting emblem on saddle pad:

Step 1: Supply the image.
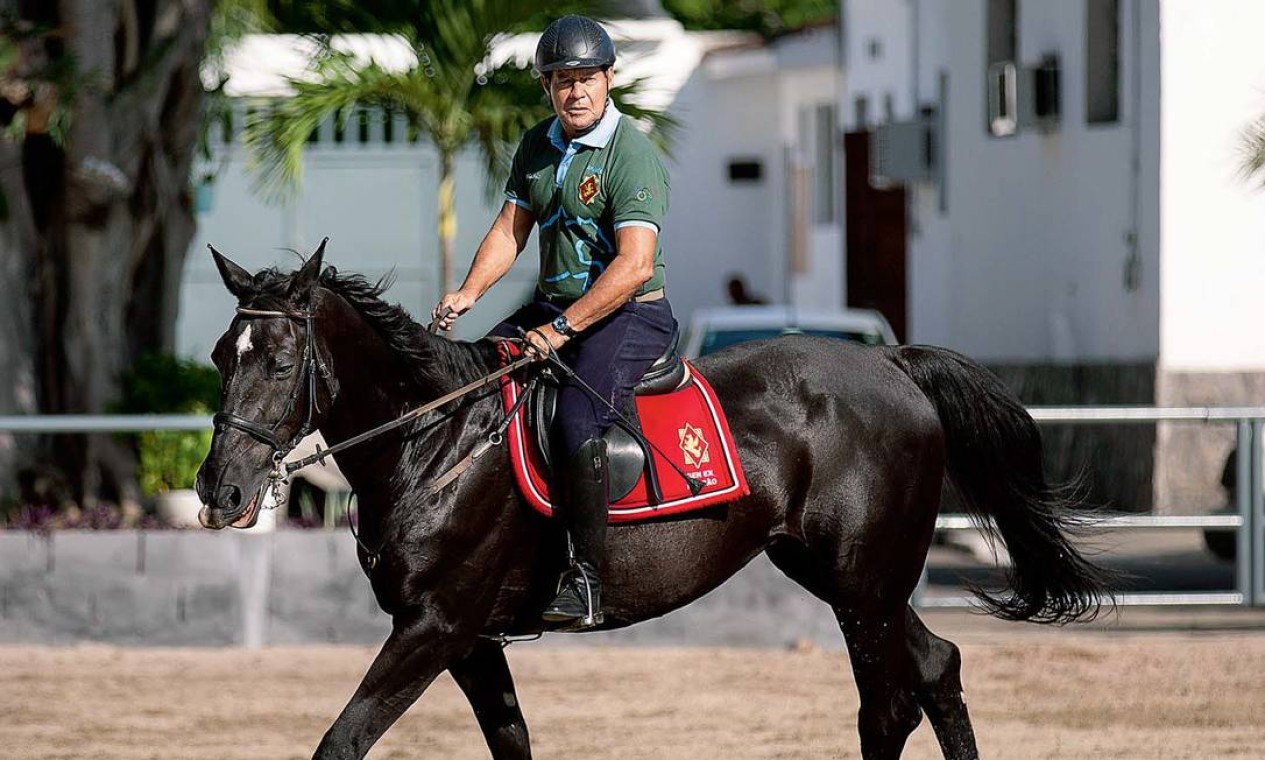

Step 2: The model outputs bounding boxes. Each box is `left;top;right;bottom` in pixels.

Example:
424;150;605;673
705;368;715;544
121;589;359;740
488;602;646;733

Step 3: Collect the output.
678;423;711;468
578;174;599;204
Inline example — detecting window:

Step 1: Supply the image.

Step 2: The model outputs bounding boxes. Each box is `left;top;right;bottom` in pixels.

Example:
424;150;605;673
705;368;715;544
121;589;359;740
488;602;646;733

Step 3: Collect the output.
854;96;869;130
727;159;762;183
1086;0;1120;124
815;104;838;224
798;104;838;226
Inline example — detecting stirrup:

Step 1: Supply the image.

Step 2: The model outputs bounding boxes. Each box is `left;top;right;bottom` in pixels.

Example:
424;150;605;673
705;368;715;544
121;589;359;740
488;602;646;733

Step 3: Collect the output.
543;564;604;628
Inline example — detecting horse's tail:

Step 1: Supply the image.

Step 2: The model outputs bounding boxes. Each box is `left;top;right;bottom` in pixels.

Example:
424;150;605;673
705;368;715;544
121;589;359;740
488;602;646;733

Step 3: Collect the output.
890;345;1115;624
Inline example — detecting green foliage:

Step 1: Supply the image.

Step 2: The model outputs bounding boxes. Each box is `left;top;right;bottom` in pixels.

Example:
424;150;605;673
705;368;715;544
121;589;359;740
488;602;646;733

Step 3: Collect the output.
662;0;836;38
1241;115;1265;189
117;354;221;416
117;354;220;496
0;21;80;147
137;427;214;495
610;78;680;157
264;0;570;35
242;0;602;204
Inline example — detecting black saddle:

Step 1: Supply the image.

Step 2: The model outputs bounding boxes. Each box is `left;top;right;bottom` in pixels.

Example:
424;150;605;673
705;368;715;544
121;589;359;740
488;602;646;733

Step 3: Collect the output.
529;327;690;504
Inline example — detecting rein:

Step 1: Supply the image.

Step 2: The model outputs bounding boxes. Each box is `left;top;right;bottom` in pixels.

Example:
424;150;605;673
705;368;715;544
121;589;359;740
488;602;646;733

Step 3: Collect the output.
284;353;536;478
217;303;537;512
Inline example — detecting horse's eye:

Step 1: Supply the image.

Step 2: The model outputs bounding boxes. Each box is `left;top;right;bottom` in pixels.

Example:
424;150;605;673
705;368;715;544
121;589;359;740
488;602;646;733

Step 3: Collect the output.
274;363;295;378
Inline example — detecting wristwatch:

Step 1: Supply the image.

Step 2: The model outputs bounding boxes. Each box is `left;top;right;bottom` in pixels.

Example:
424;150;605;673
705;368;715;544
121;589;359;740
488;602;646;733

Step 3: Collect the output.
551;313;577;338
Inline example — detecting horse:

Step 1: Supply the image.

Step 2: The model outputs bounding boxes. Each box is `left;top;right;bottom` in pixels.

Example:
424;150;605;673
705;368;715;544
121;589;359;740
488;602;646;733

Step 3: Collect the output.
195;242;1112;760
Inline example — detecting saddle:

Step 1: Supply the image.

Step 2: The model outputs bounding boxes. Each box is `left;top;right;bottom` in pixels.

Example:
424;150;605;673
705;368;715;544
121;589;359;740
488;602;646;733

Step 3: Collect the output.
529;328;691;502
498;334;749;523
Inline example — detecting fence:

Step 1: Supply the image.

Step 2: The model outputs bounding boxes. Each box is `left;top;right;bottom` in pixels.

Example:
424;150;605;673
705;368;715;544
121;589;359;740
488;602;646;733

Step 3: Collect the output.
2;408;1264;612
917;406;1265;609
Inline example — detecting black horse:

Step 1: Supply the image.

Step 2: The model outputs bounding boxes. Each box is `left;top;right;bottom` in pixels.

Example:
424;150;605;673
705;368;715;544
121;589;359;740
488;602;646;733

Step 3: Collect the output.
196;243;1111;760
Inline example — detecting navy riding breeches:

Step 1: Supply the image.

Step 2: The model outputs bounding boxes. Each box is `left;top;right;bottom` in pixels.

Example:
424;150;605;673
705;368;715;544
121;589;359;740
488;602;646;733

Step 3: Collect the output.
489;295;677;459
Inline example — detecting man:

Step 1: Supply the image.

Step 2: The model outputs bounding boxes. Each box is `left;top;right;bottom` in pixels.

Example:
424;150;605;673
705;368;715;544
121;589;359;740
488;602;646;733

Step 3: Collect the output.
433;16;676;628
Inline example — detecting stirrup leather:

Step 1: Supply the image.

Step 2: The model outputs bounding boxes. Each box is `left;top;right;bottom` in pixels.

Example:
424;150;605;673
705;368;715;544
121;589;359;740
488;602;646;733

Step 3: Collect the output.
571;562;603;628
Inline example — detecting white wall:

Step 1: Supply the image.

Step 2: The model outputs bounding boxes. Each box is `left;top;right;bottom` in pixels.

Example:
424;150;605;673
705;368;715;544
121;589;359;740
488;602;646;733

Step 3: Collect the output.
1159;0;1265;372
660;57;785;314
781;65;846;310
180;119;533;362
184;25;859;364
662;33;847;316
842;0;1161;363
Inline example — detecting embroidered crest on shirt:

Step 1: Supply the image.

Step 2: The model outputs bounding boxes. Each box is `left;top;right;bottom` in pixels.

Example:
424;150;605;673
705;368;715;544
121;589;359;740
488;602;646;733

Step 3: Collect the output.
579;174;600;205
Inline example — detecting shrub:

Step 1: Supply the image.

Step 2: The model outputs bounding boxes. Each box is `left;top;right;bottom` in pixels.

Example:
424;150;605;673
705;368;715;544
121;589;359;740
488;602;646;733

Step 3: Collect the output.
117;354;220;496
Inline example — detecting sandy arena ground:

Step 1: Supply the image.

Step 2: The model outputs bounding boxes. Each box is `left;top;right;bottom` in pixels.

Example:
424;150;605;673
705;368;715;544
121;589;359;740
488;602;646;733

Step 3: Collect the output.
2;620;1264;759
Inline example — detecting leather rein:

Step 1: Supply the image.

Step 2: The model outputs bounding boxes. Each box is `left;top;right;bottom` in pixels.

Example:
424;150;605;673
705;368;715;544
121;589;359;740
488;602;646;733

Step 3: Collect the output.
214;304;537;508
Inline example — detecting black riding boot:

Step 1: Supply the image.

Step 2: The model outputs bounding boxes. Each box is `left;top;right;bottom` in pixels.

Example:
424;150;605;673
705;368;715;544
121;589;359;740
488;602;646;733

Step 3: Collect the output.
542;437;609;628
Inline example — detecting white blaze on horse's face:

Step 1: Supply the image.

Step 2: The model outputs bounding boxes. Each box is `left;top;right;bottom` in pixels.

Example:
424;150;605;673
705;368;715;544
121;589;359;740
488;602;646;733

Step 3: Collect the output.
235;324;254;361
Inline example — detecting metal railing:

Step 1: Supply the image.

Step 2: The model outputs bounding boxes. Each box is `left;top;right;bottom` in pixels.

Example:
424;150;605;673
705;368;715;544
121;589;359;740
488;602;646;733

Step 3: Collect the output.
917;406;1265;609
2;408;1264;608
0;415;213;433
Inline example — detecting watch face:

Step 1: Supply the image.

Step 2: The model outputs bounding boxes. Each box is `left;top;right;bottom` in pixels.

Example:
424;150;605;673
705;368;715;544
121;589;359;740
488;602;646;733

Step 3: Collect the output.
552;315;569;334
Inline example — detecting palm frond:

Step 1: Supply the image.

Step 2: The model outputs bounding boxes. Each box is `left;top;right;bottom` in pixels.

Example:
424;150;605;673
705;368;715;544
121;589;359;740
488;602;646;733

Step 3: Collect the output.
1240;115;1265;188
241;0;677;207
611;78;681;158
469;63;553;199
241;52;434;201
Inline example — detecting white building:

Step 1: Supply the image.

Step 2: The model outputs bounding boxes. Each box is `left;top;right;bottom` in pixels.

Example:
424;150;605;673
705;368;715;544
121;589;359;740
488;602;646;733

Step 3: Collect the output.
840;0;1265;509
179;17;850;359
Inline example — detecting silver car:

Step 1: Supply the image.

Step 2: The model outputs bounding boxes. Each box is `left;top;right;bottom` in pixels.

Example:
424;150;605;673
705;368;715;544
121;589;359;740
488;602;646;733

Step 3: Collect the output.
681;305;898;359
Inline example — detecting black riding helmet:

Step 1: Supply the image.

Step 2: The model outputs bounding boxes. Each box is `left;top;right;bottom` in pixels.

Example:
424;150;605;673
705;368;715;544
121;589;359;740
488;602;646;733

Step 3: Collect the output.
534;16;616;77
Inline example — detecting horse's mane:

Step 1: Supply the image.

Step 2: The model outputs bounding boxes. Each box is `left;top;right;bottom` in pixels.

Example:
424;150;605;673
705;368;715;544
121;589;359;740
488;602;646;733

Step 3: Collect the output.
245;264;498;392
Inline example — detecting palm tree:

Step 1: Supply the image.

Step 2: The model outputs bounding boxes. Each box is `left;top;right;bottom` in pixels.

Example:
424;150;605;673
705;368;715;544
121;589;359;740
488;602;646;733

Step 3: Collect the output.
243;0;674;294
1242;115;1265;188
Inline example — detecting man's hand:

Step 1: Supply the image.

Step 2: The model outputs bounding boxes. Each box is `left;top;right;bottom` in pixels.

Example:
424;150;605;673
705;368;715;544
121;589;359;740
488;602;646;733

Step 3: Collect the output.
432;291;477;331
525;323;569;361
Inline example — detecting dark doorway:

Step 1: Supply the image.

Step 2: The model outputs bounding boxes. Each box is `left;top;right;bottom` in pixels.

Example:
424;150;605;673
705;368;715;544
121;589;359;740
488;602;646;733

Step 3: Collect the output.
844;131;908;342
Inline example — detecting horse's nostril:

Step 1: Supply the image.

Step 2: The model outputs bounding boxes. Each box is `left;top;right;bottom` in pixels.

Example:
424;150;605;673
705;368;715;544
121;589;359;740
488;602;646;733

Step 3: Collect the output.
222;485;242;509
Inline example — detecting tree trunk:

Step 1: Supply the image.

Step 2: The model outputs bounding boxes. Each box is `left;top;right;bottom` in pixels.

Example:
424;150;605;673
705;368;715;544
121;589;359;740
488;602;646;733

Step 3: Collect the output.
2;0;213;509
0;138;39;495
437;149;456;296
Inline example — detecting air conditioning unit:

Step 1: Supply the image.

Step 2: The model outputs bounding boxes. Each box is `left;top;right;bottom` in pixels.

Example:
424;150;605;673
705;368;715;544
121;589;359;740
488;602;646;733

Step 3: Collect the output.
1018;55;1061;131
871;114;938;186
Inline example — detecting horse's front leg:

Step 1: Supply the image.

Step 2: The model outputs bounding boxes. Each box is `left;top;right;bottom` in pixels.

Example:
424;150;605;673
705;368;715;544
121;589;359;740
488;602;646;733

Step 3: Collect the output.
313;610;476;760
449;637;532;759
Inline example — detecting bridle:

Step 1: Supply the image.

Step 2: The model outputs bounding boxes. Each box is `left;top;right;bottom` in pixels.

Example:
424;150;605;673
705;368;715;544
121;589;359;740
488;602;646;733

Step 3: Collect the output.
213;301;538;502
213;305;331;478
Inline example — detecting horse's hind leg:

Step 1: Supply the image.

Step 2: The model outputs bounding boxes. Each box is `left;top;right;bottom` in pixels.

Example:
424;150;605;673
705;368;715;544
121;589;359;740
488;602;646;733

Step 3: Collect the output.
448;637;532;760
836;602;925;760
905;607;979;760
768;539;924;759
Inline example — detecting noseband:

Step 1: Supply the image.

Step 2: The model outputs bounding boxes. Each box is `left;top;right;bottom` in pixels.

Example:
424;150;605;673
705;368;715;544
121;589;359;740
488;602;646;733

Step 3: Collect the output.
213;306;332;469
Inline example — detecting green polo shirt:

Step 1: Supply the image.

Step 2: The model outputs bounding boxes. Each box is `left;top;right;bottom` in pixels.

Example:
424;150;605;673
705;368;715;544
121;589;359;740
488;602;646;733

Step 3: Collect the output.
504;102;669;301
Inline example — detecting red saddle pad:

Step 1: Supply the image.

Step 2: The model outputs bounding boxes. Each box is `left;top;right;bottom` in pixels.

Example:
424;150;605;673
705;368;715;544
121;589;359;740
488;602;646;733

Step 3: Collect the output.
498;349;749;523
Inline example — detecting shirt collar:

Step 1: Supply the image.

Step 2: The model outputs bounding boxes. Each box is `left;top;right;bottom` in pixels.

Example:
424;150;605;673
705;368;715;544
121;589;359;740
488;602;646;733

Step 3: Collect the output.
548;100;622;152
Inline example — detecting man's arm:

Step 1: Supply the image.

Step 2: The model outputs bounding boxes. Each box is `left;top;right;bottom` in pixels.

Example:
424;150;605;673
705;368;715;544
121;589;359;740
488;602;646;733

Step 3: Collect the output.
524;225;656;356
434;201;535;329
564;226;656;331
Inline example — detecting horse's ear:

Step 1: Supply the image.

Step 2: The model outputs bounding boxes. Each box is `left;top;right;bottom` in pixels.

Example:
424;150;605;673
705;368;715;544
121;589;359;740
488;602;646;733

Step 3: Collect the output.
288;237;328;308
209;244;253;300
